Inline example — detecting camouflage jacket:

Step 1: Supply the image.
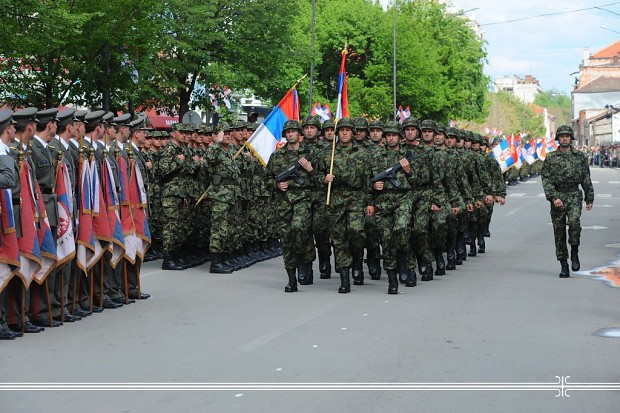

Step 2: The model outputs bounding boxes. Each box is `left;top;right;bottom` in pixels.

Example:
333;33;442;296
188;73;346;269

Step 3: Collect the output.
265;143;320;204
204;142;240;203
541;146;594;203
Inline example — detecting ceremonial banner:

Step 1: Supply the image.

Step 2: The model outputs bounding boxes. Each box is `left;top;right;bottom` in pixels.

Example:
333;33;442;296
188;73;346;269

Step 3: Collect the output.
55;160;75;267
116;156;140;264
102;158;125;268
522;139;539;165
0;188;19;293
129;159;151;260
335;48;349;119
15;161;42;287
34;182;57;284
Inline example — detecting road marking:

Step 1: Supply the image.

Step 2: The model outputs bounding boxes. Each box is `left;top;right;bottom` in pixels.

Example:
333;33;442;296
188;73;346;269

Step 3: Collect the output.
610;181;620;184
597;194;612;198
508;193;526;197
592;181;599;184
582;225;608;230
537;193;545;197
523;180;539;184
598;204;614;207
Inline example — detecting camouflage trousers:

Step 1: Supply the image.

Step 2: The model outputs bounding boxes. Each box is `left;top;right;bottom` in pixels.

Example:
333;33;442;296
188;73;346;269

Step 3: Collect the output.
327;191;365;269
429;203;450;249
162;196;190;252
312;198;332;254
550;190;583;261
408;190;432;267
254;196;271;242
209;198;236;254
374;192;412;270
273;193;315;268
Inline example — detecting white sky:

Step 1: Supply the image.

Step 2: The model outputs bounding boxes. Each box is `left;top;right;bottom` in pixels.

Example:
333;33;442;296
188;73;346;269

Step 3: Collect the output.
383;0;620;94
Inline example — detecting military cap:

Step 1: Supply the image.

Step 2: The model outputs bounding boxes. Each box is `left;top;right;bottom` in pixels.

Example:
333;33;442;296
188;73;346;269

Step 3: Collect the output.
204;125;213;133
84;110;106;126
402;117;421;130
0;109;17;131
128;116;146;132
302;115;321;128
335;117;355;133
446;127;458;138
353;117;369;131
435;123;447;135
74;109;88;122
160;130;170;138
171;122;183;131
479;135;490;146
281;119;303;137
12;107;39;124
218;122;230;132
456;129;465;140
232;120;246;129
420;119;437;131
247;122;258;131
113;113;131;126
57;107;76;127
36;108;59;125
102;111;115;125
555;124;574;139
383;120;404;138
180;123;194;132
322;119;335;131
369;119;385;131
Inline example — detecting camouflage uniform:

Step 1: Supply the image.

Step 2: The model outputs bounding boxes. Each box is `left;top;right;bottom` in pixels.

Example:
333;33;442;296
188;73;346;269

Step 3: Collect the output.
541;126;594;274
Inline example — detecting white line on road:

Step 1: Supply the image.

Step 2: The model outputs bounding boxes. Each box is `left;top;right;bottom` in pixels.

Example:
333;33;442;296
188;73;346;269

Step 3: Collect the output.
597;194;612;198
507;193;526;197
610;181;620;184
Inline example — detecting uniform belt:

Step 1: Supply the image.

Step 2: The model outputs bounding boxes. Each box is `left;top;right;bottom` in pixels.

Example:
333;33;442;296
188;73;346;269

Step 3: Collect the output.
555;185;579;192
333;185;362;191
412;184;430;191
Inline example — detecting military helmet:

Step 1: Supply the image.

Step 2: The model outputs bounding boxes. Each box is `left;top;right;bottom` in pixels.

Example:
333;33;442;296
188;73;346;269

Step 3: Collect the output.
435;123;447;135
492;136;502;145
322;118;335;131
402;117;421;130
302;115;321;128
420;119;437;132
383;120;403;138
353;116;369;131
555;124;574;139
281;119;302;137
464;130;475;141
335;117;355;133
369;119;385;131
446;127;458;138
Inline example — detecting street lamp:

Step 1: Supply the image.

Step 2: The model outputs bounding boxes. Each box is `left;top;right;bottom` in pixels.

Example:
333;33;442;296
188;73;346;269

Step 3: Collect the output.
601;25;620;35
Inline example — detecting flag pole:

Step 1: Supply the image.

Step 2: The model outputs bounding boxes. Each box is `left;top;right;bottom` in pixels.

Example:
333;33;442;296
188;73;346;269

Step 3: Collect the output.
326;45;347;206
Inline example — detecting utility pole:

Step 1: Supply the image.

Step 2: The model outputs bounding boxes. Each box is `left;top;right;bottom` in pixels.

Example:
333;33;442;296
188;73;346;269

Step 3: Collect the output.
392;0;397;120
309;0;316;115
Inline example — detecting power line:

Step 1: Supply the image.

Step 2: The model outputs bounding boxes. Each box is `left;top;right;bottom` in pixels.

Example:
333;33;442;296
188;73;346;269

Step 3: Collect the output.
480;1;620;27
595;6;620;17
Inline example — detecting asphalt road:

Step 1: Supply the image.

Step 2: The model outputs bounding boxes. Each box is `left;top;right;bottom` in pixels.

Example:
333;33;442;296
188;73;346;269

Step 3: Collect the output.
2;166;620;413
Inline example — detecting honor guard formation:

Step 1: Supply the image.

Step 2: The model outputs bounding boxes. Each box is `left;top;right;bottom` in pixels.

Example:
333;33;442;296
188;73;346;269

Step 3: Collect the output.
0;107;594;341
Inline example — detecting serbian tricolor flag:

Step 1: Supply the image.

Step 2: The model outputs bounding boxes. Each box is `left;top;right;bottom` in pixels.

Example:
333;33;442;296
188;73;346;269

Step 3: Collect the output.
117;155;140;264
129;159;151;259
15;160;42;287
537;138;547;160
546;137;558;153
102;158;125;268
55;160;76;268
522;139;539;165
34;183;57;284
507;134;523;170
491;138;517;172
336;48;349;120
0;188;19;293
245;86;300;165
91;159;113;245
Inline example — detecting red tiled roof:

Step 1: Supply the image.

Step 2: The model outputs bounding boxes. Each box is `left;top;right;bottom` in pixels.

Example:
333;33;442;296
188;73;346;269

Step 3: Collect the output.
592;40;620;59
573;76;620;93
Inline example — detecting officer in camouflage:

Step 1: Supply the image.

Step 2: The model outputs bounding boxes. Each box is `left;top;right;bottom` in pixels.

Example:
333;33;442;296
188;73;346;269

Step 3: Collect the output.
541;125;594;278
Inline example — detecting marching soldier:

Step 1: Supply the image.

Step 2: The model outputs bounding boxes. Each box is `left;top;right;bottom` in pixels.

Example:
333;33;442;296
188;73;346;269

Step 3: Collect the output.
541;125;594;278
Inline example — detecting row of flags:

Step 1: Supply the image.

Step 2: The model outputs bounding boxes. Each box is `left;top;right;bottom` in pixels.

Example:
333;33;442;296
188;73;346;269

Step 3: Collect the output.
397;106;411;124
0;151;151;294
491;134;558;172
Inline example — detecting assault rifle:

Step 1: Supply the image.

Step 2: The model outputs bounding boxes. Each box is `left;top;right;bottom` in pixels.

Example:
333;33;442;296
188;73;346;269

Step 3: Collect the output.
372;148;429;189
275;145;327;185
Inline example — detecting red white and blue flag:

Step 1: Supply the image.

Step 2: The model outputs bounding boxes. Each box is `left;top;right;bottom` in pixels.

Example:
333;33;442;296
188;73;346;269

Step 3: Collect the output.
102;158;125;268
245;87;300;165
0;188;19;293
311;102;333;122
55;160;75;268
336;48;349;120
34;182;57;284
129;159;151;259
116;156;140;264
522;138;539;165
15;161;42;287
491;138;518;172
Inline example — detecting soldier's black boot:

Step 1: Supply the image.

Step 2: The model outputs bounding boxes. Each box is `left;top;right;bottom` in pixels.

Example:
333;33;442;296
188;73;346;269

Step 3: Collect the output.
297;265;308;285
477;228;486;253
455;233;465;264
406;267;417;287
446;249;456;271
352;252;364;286
299;263;314;285
484;224;491;238
571;246;580;271
397;252;408;284
367;246;381;280
162;253;183;270
285;268;298;292
387;270;398;294
421;263;433;281
338;268;351;293
434;249;445;276
224;252;242;272
210;253;233;274
559;259;570;278
318;249;332;279
468;240;477;257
